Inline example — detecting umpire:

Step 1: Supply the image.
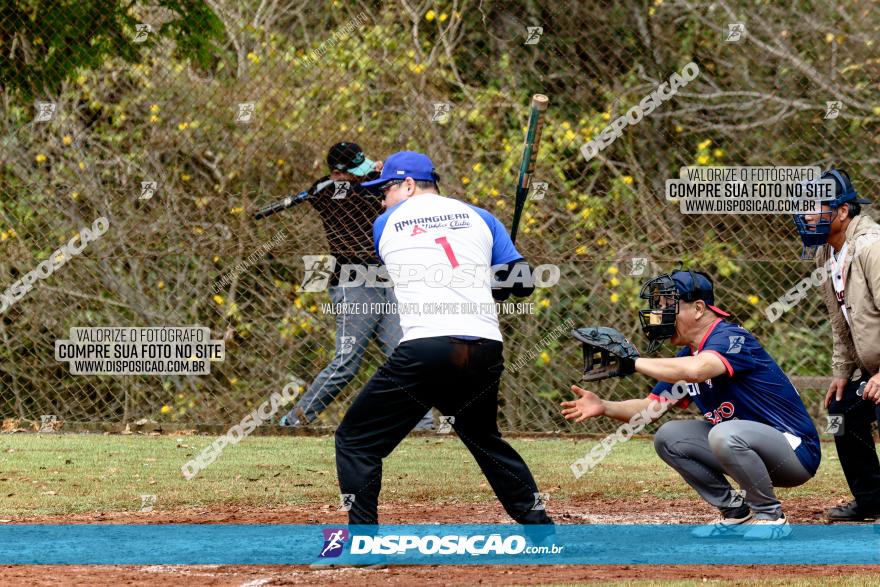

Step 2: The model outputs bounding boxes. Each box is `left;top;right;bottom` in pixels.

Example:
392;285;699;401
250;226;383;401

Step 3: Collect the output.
279;142;432;430
795;169;880;521
334;151;553;526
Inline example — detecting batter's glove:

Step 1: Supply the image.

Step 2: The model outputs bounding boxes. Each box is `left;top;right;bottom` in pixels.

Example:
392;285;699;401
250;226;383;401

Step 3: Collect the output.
571;326;640;381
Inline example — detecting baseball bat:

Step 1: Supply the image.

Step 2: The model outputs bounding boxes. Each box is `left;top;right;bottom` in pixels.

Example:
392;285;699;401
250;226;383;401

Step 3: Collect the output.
510;94;549;243
253;179;333;220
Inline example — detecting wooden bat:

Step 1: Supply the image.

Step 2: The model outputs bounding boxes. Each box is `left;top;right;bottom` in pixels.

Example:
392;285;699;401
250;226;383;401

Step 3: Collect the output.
510;94;549;244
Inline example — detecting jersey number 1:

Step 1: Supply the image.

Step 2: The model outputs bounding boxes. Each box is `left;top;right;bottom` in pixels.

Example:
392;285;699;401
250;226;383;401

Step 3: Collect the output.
434;237;460;268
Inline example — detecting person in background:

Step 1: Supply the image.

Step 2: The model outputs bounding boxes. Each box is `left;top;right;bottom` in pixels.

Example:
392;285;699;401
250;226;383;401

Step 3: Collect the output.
795;169;880;521
280;142;433;430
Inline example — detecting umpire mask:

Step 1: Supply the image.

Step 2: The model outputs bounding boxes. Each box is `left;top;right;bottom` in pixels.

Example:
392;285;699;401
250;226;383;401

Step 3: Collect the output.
792;169;871;259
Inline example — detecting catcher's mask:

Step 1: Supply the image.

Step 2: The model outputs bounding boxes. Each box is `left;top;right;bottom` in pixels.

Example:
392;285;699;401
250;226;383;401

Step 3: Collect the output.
793;169;871;259
638;270;729;351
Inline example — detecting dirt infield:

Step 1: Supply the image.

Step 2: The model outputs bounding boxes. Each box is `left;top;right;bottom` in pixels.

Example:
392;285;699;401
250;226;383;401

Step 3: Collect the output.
4;497;879;585
3;495;830;525
6;563;880;586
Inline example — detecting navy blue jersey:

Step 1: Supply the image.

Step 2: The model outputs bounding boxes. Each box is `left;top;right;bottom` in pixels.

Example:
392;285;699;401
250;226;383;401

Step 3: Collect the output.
649;319;821;475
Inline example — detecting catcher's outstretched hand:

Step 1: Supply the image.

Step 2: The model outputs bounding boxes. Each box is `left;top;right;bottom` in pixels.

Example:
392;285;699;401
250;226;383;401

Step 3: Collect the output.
561;385;606;422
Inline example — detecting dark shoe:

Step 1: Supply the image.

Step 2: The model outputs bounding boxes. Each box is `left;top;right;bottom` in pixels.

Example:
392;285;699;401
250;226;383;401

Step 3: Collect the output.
826;501;880;522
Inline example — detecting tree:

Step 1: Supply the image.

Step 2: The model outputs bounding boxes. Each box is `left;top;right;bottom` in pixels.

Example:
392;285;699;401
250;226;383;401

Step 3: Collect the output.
0;0;225;101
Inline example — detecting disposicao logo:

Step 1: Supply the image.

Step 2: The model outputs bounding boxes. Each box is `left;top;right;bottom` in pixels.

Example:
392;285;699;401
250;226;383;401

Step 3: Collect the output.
319;528;349;558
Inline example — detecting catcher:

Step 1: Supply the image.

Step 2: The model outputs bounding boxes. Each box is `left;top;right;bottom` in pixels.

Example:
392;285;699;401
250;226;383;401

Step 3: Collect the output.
561;270;820;539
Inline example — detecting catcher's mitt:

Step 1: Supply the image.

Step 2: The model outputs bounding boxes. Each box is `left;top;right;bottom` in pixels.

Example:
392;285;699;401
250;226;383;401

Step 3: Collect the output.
571;326;640;381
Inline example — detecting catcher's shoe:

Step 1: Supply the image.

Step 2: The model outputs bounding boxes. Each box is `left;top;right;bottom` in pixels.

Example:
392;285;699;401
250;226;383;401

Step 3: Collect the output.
742;514;792;540
690;511;753;538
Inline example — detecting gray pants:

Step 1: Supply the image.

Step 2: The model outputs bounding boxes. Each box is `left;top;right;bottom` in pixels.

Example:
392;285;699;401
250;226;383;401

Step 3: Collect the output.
285;284;432;428
654;419;813;519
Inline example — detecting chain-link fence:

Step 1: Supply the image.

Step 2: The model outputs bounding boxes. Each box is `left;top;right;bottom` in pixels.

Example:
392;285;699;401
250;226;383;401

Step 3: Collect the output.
1;0;877;434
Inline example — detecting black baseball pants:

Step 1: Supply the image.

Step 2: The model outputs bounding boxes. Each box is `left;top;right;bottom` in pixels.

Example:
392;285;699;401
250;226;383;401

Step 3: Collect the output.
335;335;553;525
828;373;880;511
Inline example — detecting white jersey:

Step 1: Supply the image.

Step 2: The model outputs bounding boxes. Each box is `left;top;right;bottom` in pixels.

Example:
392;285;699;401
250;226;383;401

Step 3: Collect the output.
373;193;524;343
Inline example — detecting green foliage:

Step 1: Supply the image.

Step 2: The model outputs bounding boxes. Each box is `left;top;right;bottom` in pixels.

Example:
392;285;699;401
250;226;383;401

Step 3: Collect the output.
157;0;225;71
2;1;878;429
0;0;225;101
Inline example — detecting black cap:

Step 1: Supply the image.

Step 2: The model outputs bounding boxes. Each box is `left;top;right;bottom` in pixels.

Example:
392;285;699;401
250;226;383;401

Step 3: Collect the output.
326;142;375;177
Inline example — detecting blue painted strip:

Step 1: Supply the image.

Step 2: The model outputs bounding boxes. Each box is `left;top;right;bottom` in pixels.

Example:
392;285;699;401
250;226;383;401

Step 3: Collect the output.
0;524;878;565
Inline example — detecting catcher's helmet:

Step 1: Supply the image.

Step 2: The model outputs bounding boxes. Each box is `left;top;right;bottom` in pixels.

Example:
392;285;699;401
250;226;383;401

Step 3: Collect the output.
638;270;729;351
792;169;871;259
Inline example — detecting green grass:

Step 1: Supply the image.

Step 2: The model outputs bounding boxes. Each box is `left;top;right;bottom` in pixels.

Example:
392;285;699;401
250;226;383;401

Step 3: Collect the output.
0;433;861;515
